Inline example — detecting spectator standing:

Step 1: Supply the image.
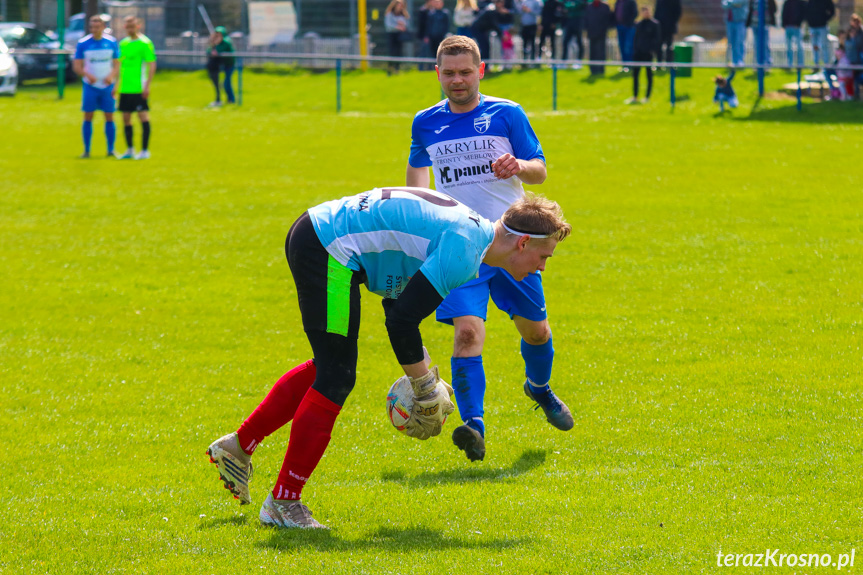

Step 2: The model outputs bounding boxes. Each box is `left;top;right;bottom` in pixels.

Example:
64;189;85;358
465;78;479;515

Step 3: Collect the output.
518;0;543;60
385;0;411;74
472;0;505;59
721;0;749;66
455;0;479;36
614;0;638;67
628;5;661;103
781;0;807;67
422;0;452;66
806;0;835;70
562;0;587;62
498;0;517;30
539;0;564;59
206;26;235;106
654;0;681;63
585;0;614;74
746;0;776;65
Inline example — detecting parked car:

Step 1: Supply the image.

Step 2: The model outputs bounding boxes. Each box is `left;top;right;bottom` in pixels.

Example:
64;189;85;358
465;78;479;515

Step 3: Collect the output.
0;22;74;84
0;36;19;95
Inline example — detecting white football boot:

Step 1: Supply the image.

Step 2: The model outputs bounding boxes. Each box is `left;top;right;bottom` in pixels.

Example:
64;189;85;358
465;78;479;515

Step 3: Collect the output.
206;432;254;505
259;493;327;529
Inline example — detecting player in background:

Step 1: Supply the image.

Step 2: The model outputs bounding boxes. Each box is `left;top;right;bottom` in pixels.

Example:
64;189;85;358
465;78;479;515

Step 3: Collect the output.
73;15;119;158
207;188;571;528
406;36;573;463
115;16;156;160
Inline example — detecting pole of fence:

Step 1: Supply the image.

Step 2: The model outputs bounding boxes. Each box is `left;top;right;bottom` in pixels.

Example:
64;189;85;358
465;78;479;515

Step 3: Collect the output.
670;66;676;108
57;0;65;99
757;0;765;96
552;63;558;111
358;0;368;72
336;58;342;113
796;67;802;111
238;57;243;106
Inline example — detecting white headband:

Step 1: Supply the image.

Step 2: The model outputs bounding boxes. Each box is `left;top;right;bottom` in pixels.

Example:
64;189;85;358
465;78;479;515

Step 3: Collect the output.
501;221;552;239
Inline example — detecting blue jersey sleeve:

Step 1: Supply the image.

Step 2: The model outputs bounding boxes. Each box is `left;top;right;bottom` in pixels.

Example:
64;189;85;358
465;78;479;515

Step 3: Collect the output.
508;105;545;162
408;115;432;168
420;232;484;298
112;39;120;59
74;40;85;59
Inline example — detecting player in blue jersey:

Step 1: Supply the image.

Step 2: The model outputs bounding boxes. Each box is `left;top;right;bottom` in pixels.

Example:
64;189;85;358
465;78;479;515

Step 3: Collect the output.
406;35;572;463
206;187;571;528
73;15;119;158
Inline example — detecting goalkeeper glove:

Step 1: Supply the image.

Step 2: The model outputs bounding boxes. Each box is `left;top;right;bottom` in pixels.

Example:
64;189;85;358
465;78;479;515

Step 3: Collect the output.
404;366;455;440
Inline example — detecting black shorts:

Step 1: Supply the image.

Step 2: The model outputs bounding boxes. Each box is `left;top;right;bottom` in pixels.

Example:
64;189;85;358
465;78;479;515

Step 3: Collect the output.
118;93;149;113
285;211;365;339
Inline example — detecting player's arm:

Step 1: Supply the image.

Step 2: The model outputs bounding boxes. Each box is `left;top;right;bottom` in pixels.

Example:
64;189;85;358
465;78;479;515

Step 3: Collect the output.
492;154;547;184
143;61;156;98
384;271;454;440
109;58;119;85
381;271;443;375
405;164;431;188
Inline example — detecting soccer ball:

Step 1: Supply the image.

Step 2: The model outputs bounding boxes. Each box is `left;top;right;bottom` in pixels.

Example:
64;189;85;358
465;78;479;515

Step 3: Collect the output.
386;376;414;432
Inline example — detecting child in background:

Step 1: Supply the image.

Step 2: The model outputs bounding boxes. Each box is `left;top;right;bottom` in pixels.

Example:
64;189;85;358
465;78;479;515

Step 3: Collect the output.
501;29;516;62
714;70;739;111
835;31;854;100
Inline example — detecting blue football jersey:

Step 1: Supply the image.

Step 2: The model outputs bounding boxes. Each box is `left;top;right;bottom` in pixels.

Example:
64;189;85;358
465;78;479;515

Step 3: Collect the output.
308;187;495;299
74;34;119;89
409;94;545;221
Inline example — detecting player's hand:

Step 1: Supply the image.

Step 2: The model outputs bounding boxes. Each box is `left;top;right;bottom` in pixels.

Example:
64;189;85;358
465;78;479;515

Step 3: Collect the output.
85;73;97;84
403;367;455;440
492;154;522;180
142;86;150;99
111;86;117;98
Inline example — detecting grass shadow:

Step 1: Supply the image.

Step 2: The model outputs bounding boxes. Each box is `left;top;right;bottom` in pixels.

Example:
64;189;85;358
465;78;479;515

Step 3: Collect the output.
381;448;547;487
258;525;526;553
734;99;863;123
198;515;249;529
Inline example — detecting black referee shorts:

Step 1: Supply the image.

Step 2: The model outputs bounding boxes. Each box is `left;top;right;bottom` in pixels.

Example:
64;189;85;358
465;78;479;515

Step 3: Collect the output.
118;93;149;113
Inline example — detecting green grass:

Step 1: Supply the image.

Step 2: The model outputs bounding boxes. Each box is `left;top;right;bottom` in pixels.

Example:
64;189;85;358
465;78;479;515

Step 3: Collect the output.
1;68;862;574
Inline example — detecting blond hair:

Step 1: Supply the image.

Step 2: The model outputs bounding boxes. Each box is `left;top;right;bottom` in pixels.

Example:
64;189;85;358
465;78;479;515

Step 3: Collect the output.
386;0;409;16
437;35;481;66
501;193;571;243
456;0;478;9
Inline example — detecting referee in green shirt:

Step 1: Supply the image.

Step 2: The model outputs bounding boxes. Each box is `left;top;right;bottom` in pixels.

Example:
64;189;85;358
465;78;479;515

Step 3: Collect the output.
115;16;156;160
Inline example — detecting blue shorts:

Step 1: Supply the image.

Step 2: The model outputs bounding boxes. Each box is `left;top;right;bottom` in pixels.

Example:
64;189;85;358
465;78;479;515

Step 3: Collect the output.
436;263;547;324
82;83;115;113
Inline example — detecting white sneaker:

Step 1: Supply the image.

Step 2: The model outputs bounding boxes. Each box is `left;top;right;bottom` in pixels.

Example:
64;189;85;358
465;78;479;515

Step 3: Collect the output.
259;493;327;529
118;148;135;160
207;433;254;505
135;150;150;160
208;101;223;107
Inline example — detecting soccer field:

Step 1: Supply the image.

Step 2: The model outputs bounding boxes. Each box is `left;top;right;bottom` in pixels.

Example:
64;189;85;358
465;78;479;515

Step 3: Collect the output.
1;69;862;574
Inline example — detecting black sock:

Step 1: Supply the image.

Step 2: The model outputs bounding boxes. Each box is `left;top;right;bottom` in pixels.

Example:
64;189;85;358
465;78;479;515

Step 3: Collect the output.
124;125;133;149
142;121;150;151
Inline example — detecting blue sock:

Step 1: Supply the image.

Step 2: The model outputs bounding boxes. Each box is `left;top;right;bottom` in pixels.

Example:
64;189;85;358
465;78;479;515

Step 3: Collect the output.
82;121;93;153
105;121;116;154
451;356;486;436
522;337;554;403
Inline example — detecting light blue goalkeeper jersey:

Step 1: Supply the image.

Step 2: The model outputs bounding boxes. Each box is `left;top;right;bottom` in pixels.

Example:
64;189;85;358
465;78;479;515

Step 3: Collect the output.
409;94;545;221
308;187;495;299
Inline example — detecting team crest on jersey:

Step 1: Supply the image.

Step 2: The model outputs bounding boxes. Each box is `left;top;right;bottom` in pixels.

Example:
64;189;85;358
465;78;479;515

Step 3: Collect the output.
473;114;491;134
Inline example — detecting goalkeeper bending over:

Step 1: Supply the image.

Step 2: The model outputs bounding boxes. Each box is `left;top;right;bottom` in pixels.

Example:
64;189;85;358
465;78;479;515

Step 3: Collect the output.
207;187;571;528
